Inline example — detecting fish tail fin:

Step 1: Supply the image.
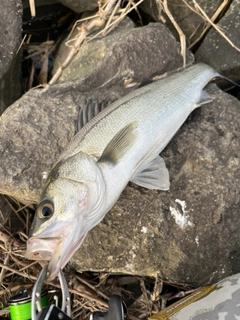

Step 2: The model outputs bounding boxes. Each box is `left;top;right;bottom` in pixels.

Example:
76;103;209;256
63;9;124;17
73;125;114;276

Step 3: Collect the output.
213;74;240;88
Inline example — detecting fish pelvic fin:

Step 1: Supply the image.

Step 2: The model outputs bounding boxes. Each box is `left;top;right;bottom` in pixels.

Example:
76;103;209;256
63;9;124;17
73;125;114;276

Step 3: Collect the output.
98;122;138;165
131;155;170;190
196;90;215;108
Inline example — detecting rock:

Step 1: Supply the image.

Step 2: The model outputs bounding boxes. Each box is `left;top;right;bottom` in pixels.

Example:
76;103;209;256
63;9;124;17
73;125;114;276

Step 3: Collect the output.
22;0;98;13
58;0;98;13
52;19;192;86
140;0;223;47
0;22;190;203
52;18;135;83
139;0;162;22
195;0;240;83
0;89;80;203
22;0;56;10
71;85;240;286
0;0;22;114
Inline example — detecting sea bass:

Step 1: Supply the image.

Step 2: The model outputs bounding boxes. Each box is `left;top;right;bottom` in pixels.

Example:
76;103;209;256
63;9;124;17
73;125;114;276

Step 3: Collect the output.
26;63;218;280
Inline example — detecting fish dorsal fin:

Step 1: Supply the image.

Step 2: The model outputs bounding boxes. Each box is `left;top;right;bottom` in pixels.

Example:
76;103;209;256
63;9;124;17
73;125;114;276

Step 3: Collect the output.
98;122;138;165
131;155;170;190
196;90;215;108
75;100;106;133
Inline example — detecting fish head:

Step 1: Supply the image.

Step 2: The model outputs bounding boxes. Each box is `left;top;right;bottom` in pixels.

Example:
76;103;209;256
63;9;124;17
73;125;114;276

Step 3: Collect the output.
26;152;106;280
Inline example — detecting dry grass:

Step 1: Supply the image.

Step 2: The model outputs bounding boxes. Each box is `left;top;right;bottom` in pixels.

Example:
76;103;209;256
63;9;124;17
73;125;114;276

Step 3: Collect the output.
22;0;240;89
0;196;194;319
48;0;145;85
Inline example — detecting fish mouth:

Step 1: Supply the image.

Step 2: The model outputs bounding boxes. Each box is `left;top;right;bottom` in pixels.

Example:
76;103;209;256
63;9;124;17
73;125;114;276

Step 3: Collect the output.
26;236;62;261
26;217;88;280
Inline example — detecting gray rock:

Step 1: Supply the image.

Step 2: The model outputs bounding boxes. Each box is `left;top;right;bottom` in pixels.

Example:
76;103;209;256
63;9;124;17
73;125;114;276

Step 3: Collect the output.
58;0;98;13
195;0;240;83
0;22;190;203
71;85;240;286
22;0;57;10
0;0;22;114
52;18;135;83
0;89;80;203
22;0;98;13
139;0;162;22
52;19;192;86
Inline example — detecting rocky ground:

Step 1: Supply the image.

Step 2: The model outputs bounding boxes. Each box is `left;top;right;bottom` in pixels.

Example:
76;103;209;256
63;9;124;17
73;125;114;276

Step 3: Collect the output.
0;0;239;319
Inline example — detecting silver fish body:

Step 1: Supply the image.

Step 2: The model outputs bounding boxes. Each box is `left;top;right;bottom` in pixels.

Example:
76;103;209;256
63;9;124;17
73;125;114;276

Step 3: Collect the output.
26;63;218;280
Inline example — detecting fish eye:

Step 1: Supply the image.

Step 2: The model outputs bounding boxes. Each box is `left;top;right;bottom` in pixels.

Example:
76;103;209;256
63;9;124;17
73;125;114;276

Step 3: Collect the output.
36;199;54;219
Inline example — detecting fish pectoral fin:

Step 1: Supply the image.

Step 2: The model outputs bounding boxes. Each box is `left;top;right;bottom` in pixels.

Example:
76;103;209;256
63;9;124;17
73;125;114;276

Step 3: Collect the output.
196;90;215;107
131;155;170;190
98;122;138;165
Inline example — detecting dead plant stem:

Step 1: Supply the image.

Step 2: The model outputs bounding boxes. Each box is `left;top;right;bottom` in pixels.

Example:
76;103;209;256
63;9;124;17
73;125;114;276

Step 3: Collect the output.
49;0;118;85
0;262;108;307
0;254;9;285
184;0;230;49
161;0;186;67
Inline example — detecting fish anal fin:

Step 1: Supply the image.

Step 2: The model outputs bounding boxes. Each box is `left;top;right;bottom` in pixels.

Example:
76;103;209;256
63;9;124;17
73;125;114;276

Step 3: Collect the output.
196;90;215;107
131;155;170;190
98;122;138;165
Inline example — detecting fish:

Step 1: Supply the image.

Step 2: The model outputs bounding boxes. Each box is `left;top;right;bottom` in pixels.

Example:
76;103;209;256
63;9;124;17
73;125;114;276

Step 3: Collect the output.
26;63;218;280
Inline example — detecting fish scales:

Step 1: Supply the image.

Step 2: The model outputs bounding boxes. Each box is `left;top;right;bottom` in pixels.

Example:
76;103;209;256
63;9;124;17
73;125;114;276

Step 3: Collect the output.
26;63;218;280
59;63;215;162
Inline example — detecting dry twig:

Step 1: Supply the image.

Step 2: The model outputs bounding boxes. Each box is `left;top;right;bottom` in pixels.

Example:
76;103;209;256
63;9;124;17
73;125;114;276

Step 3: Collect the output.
29;0;36;17
0;254;9;285
88;0;145;42
183;0;229;48
0;231;22;247
191;0;240;52
181;0;240;51
76;275;109;301
158;0;186;67
3;196;26;228
49;0;145;85
0;284;33;297
49;0;118;85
